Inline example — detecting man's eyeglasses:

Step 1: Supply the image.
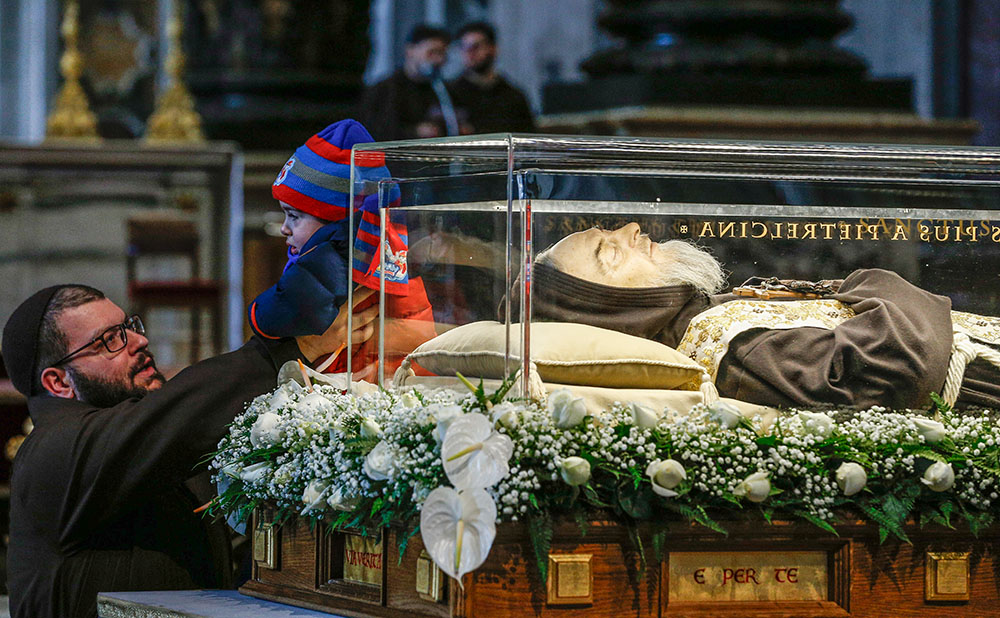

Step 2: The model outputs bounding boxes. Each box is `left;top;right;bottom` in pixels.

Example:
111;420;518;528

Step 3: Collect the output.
52;315;145;367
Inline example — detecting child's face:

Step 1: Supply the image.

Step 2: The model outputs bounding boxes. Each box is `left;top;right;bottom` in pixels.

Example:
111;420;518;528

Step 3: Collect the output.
280;202;327;256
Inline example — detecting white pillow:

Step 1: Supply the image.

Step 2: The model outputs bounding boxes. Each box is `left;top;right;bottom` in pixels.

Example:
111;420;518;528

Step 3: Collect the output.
404;321;703;390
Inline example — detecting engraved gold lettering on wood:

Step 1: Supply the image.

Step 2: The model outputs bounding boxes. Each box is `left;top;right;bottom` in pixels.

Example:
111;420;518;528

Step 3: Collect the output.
668;551;827;602
541;213;1000;245
343;534;383;586
925;552;970;601
547;554;593;606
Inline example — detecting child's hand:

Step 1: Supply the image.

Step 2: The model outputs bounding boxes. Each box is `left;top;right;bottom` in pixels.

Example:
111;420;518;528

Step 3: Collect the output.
295;287;379;361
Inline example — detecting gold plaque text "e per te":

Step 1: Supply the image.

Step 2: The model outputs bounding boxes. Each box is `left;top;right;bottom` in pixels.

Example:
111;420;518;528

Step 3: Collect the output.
669;551;827;602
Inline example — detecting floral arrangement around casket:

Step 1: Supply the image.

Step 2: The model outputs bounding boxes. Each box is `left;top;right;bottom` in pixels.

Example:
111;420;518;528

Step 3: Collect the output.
208;371;1000;583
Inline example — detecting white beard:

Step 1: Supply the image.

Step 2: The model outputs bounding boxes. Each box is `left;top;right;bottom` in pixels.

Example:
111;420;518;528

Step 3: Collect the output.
646;240;726;294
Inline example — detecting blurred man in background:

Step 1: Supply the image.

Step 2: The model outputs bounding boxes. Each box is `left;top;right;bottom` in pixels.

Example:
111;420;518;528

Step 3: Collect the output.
449;22;535;134
358;24;461;141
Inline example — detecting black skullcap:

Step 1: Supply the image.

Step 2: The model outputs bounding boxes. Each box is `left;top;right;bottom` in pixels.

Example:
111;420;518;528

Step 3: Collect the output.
2;285;70;397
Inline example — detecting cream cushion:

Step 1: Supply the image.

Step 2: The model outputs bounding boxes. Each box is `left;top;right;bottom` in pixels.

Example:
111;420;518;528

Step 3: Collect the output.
398;375;779;431
404;321;704;390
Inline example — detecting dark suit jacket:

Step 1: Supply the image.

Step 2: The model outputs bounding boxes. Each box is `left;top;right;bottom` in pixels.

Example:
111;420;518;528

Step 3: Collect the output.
8;336;301;618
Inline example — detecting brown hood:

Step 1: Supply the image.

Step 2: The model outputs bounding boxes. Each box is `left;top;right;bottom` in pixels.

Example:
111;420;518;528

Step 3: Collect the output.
503;261;724;348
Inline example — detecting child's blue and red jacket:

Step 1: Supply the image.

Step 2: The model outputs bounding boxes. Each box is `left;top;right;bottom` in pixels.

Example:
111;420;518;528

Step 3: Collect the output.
248;220;436;374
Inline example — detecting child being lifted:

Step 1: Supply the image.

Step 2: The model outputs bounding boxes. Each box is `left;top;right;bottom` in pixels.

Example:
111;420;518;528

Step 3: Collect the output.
249;119;436;379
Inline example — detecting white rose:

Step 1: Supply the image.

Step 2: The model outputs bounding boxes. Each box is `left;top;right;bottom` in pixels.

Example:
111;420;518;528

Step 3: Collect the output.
708;401;742;430
733;471;771;503
268;386;292;410
491;402;519;429
298;390;328;412
363;440;393;481
630;402;663;430
548;389;587;429
798;411;834;439
921;461;955;492
914;418;946;444
835;462;867;496
302;480;329;513
398;391;421;409
239;462;271;485
646;459;686;497
360;418;382;439
559;456;591;486
250;412;282;448
272;464;293;485
327;486;361;512
432;404;464;444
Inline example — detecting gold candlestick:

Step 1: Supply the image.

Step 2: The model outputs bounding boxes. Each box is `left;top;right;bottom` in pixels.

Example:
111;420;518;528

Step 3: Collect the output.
46;0;99;140
146;1;205;143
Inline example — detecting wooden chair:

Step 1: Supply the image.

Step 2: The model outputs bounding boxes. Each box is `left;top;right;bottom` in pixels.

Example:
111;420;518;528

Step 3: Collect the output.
126;218;223;366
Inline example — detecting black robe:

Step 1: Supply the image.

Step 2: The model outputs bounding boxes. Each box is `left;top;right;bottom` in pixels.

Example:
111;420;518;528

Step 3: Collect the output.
8;336;301;618
448;74;535;134
526;262;1000;411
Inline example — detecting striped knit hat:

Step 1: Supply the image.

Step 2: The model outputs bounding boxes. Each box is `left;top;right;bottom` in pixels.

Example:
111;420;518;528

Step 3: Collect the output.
272;119;408;295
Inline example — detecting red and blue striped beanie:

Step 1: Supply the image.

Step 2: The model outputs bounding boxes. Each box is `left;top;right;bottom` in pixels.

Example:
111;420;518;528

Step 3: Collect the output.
272;119;408;295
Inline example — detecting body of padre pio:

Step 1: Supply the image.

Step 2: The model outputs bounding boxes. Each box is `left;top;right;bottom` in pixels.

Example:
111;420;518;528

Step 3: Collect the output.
531;223;1000;411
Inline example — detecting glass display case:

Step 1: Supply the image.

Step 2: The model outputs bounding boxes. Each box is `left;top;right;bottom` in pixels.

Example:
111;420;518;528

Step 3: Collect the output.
348;135;1000;411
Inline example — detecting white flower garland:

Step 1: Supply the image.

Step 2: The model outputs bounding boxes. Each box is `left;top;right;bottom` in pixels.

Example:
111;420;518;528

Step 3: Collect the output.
211;380;1000;580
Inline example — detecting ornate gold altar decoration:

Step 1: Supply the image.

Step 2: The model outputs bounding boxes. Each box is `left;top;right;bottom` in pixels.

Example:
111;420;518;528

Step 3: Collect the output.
145;3;204;143
46;0;99;140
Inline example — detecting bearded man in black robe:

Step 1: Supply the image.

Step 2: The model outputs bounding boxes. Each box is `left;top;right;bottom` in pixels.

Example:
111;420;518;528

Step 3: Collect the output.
532;223;1000;411
1;284;374;618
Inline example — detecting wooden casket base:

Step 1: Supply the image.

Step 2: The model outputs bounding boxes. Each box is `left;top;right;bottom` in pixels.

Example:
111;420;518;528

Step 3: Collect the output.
240;509;998;617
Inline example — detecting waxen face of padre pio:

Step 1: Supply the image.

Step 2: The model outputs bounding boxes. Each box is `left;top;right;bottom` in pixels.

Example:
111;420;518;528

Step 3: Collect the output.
536;222;726;293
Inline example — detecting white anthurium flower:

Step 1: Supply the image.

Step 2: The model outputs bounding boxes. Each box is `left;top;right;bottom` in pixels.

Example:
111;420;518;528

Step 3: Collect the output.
420;486;497;581
239;462;271;485
301;480;329;513
835;462;867;496
922;461;955;492
363;440;393;481
360;418;382;439
399;391;421;409
250;412;282;449
432;404;464;445
646;459;686;498
490;401;519;429
733;471;771;503
441;413;514;490
707;401;742;430
327;486;361;512
220;461;242;479
548;389;587;429
630;402;664;430
914;418;947;444
798;411;834;439
559;456;591;486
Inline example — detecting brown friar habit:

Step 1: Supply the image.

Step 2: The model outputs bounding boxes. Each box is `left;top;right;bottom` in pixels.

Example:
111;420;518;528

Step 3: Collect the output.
527;262;1000;411
8;336;301;618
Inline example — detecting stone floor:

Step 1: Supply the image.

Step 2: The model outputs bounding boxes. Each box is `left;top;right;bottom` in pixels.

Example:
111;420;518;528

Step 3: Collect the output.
0;595;8;617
